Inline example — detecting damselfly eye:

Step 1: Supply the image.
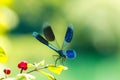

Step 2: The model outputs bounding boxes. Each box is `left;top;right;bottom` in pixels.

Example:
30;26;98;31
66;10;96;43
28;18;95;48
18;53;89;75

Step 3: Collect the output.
43;26;55;41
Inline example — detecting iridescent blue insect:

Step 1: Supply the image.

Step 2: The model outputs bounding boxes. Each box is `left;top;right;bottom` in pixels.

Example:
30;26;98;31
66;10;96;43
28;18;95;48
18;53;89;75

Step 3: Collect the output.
32;24;76;65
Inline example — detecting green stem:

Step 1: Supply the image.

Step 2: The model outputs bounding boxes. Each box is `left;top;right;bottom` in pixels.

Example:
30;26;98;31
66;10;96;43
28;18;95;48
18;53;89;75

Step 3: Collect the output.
5;74;7;78
27;66;48;74
20;68;23;73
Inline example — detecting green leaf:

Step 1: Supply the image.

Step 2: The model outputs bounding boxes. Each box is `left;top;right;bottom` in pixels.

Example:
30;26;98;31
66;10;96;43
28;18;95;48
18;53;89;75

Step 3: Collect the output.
0;47;7;63
27;63;35;68
27;60;45;68
47;64;68;75
0;78;4;80
4;78;15;80
17;74;35;80
35;60;45;67
38;70;56;80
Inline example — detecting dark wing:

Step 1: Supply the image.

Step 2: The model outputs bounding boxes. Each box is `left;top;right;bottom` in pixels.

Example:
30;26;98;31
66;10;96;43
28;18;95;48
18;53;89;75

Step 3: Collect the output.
43;25;55;41
65;24;73;43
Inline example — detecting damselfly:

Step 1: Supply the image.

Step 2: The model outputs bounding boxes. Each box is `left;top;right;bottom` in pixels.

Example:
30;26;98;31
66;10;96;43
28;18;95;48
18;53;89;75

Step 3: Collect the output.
33;24;76;65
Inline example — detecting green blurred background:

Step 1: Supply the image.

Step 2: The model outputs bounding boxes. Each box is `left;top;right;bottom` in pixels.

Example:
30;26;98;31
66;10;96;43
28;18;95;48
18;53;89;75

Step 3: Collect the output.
1;0;120;80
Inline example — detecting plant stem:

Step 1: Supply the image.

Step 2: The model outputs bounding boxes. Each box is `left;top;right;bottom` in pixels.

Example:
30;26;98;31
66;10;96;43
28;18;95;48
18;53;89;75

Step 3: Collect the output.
27;66;48;74
20;68;23;73
5;74;7;78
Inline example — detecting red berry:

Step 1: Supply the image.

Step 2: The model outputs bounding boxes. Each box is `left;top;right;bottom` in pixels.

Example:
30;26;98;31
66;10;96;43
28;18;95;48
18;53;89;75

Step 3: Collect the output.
18;61;28;70
3;68;11;75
